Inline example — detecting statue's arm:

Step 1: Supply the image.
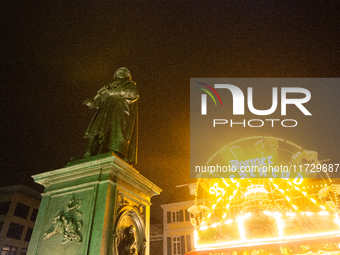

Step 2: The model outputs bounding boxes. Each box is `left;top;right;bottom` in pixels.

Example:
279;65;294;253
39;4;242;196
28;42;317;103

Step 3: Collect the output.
83;97;100;109
83;86;108;109
120;82;139;102
83;83;138;108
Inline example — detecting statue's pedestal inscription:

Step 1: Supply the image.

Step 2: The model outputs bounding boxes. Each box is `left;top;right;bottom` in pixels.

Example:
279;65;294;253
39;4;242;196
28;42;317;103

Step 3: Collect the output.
27;154;161;255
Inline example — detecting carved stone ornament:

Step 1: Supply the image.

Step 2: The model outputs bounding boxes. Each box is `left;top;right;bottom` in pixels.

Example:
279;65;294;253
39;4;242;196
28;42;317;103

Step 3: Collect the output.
118;193;129;208
133;204;145;218
44;197;83;244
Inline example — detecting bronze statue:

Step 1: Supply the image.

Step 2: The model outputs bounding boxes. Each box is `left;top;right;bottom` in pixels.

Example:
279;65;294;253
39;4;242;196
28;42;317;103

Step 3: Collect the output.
83;67;138;164
118;225;138;255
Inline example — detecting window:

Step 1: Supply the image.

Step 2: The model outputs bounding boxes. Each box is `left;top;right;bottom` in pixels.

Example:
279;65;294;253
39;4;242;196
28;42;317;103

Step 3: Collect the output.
6;222;24;240
0;222;4;233
172;236;181;255
24;227;33;242
0;202;11;215
1;245;17;255
172;211;180;223
14;203;30;219
30;208;38;222
167;210;184;223
20;248;27;255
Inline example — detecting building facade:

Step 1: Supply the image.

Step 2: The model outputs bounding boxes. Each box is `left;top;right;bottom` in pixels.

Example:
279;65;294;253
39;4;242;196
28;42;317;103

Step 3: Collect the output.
150;217;164;255
161;184;196;255
0;185;41;255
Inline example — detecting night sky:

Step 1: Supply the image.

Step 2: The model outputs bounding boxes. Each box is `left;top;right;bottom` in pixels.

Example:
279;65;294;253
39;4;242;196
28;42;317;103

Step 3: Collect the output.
1;1;339;220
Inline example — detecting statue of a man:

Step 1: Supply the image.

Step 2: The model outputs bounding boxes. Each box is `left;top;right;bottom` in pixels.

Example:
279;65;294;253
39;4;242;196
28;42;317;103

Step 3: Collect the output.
83;67;138;164
118;225;138;255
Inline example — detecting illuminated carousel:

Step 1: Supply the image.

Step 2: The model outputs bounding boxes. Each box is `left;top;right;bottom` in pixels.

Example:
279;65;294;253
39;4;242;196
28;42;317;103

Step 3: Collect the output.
187;137;340;255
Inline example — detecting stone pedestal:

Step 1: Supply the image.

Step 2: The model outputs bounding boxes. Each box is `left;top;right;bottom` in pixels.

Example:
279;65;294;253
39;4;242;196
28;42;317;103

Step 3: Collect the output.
27;153;162;255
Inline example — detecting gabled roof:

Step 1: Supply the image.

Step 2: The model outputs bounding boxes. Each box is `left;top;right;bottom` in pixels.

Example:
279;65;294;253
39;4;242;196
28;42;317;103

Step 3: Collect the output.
162;183;196;205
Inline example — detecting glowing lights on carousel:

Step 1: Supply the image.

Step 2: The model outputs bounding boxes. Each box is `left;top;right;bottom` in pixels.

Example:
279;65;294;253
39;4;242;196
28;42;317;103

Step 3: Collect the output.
244;185;268;198
191;136;340;252
194;178;339;231
190;249;340;255
295;250;340;255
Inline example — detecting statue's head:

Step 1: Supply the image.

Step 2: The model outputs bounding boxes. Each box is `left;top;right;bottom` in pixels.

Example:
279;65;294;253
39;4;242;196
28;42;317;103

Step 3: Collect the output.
123;225;136;245
114;67;131;81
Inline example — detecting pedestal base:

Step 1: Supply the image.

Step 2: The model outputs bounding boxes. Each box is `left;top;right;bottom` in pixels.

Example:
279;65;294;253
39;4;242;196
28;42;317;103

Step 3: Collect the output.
27;153;162;255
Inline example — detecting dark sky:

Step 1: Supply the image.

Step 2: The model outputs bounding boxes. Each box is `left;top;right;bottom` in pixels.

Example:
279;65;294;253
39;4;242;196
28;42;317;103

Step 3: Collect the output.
0;1;339;220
